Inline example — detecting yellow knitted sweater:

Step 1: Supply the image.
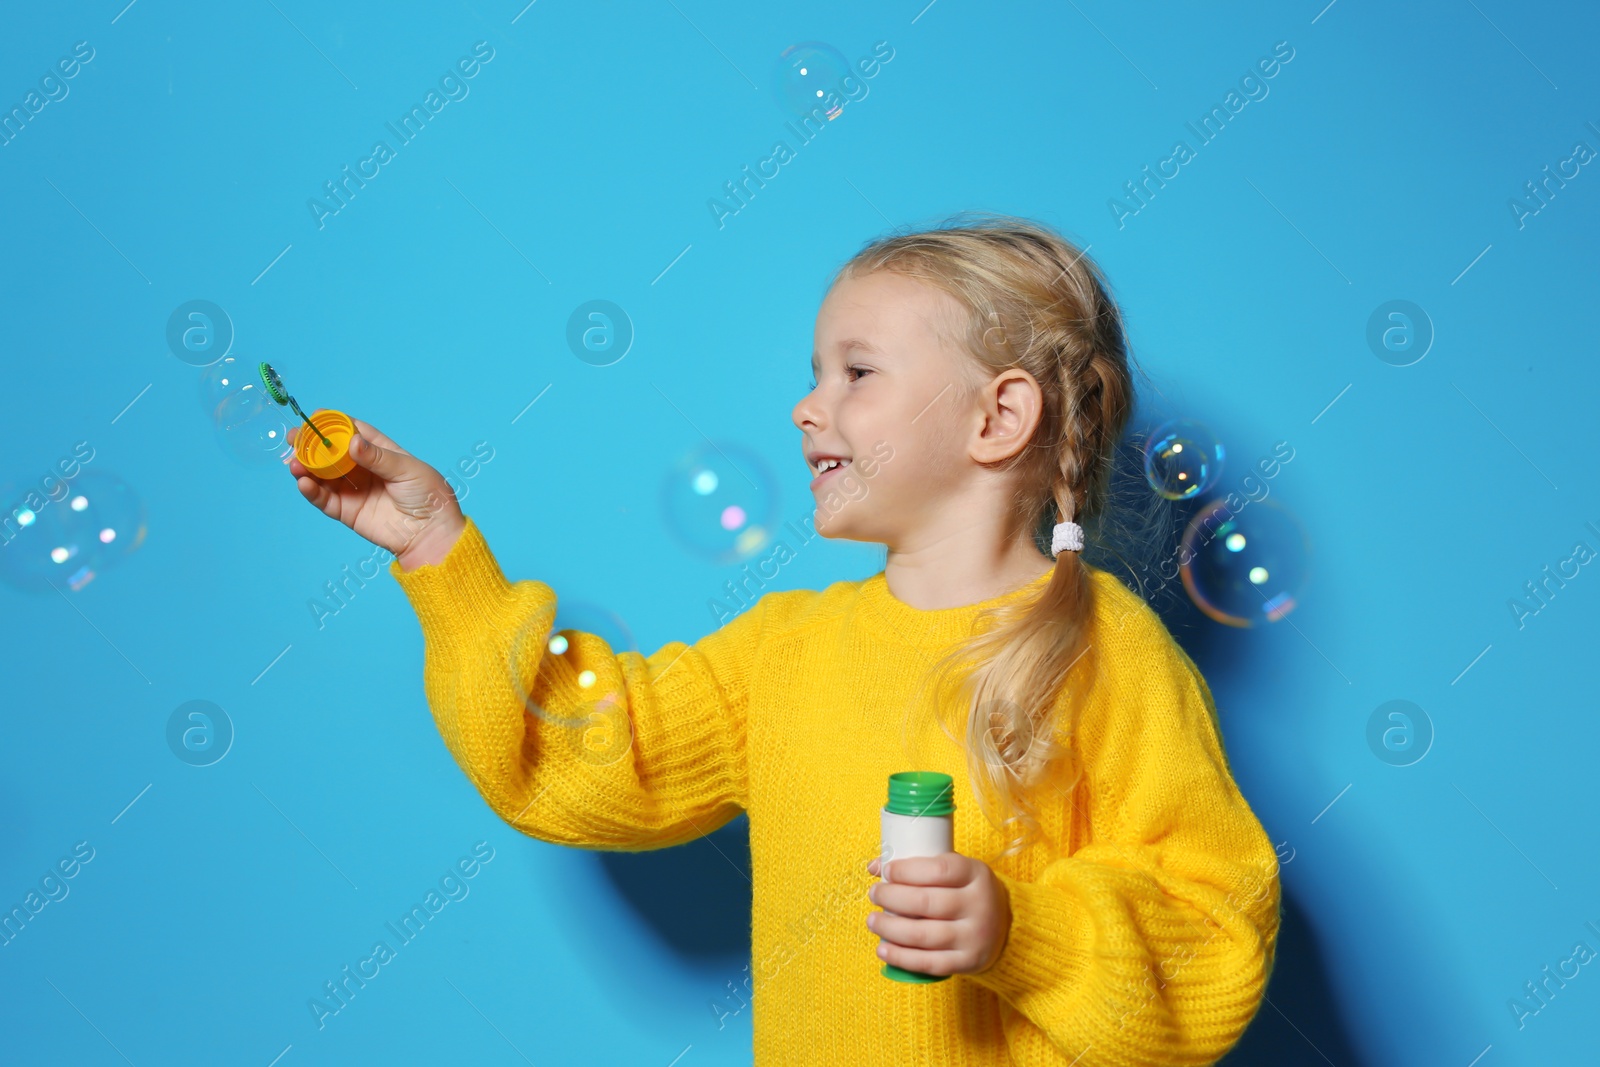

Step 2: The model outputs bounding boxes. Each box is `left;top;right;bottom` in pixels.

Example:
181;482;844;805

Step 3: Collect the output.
390;516;1281;1066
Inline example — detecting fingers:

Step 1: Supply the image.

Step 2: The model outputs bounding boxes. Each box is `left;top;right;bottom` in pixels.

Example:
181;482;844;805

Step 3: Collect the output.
351;418;410;456
878;853;970;887
868;910;958;950
294;472;332;514
865;852;1004;978
870;880;963;920
347;432;412;481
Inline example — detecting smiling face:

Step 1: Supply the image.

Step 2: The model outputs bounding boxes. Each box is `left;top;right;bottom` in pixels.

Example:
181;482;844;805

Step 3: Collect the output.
791;269;985;546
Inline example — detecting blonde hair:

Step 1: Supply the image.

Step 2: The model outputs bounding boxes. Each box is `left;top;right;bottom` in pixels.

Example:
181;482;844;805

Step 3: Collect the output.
830;212;1152;861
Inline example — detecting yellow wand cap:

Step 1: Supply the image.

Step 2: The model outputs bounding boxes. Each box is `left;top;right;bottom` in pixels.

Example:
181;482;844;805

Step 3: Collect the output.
294;409;357;479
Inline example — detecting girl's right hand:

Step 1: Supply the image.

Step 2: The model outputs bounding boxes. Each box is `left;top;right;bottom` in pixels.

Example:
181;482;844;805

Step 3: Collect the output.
286;418;466;571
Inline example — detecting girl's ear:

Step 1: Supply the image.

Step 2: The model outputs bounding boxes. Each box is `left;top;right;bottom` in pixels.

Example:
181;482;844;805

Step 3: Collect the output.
970;369;1043;465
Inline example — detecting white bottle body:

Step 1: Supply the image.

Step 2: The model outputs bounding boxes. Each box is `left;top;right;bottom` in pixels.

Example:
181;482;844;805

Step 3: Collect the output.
879;808;953;906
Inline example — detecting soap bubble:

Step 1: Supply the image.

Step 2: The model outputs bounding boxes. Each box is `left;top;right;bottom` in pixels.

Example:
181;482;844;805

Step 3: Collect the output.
1143;419;1224;500
506;599;640;768
212;385;292;467
197;357;292;466
660;441;779;565
0;469;147;593
1179;498;1309;627
772;42;850;121
551;600;638;660
198;355;255;414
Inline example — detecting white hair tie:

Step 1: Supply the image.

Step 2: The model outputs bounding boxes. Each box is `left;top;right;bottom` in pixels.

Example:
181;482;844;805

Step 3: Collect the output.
1051;521;1084;557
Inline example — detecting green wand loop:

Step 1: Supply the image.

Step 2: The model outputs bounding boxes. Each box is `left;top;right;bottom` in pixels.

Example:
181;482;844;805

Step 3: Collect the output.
258;362;332;449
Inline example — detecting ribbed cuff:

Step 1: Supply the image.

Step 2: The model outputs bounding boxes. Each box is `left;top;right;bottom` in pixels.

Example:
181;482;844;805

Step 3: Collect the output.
388;516;524;650
966;869;1092;1005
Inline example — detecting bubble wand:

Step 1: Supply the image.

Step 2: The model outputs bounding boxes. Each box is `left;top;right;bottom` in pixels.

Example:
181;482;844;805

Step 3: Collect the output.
259;363;359;480
258;362;332;449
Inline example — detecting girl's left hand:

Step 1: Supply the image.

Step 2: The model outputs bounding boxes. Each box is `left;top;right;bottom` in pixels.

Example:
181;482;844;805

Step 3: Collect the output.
865;853;1013;977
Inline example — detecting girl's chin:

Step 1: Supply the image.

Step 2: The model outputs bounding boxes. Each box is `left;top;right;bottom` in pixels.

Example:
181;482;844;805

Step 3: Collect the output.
811;509;848;533
812;512;875;539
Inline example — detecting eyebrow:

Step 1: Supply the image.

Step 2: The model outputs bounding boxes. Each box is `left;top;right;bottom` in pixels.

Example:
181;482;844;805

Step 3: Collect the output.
811;338;881;374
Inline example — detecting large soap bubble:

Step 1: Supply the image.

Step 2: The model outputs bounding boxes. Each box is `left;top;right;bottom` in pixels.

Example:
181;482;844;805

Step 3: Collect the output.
504;598;641;769
660;441;778;566
1179;498;1309;627
0;469;147;593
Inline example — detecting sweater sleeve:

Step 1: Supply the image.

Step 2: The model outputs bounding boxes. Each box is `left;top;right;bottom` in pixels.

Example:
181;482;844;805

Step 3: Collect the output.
389;515;760;851
965;634;1281;1067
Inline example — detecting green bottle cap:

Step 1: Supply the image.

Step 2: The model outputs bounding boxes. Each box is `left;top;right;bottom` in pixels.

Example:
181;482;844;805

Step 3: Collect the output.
882;962;949;983
884;770;955;817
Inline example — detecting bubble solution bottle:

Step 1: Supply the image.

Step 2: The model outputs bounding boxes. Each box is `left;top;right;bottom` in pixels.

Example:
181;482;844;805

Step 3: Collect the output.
878;770;955;983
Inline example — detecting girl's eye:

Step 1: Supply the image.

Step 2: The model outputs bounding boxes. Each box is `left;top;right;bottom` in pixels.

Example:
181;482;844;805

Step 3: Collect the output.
806;367;872;391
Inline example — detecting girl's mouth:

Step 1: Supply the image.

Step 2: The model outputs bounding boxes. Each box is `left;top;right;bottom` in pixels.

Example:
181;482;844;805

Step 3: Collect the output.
810;458;851;490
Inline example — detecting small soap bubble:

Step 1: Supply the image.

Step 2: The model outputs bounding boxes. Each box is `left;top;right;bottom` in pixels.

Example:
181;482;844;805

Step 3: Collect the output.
198;355;254;414
0;469;147;593
212;385;292;467
661;442;778;565
1179;498;1309;627
772;42;850;121
1143;419;1224;501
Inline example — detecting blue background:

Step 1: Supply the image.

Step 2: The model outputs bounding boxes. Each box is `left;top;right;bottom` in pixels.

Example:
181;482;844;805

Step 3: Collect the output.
2;1;1596;1064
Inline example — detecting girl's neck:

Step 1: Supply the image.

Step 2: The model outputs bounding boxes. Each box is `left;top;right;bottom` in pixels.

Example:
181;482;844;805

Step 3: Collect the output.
881;534;1055;611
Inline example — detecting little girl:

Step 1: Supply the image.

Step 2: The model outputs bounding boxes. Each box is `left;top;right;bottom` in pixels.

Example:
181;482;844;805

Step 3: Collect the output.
288;214;1281;1065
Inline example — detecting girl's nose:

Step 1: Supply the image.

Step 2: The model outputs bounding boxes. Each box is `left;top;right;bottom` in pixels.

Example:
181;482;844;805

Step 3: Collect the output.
792;389;824;434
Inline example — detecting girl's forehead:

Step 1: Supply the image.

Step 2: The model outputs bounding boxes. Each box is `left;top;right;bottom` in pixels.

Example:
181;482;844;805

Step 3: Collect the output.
818;273;958;344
